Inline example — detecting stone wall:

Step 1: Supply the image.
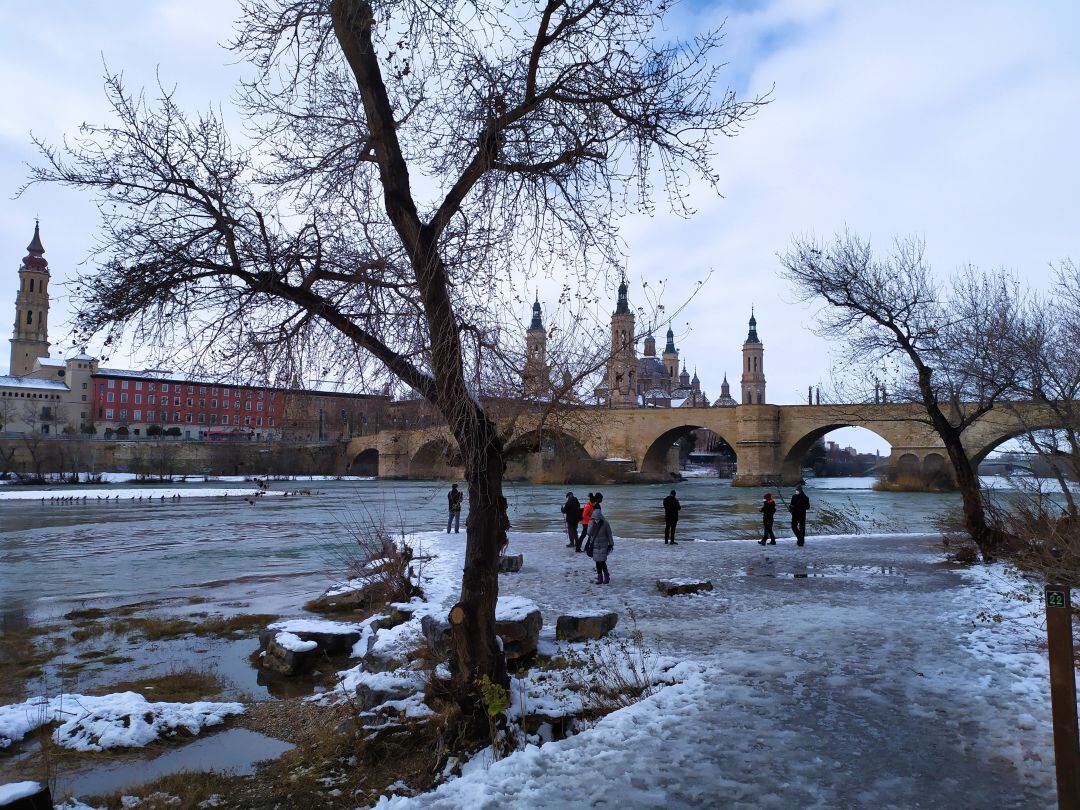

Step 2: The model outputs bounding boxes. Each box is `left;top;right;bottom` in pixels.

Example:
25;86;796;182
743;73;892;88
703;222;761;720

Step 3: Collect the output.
0;437;344;479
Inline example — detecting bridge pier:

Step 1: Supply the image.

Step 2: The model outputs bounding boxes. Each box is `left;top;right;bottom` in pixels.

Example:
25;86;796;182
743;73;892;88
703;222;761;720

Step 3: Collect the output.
731;405;785;487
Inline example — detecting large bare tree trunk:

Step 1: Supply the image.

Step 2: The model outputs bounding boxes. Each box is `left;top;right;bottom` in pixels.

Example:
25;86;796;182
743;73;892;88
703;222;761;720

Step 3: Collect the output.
449;432;509;694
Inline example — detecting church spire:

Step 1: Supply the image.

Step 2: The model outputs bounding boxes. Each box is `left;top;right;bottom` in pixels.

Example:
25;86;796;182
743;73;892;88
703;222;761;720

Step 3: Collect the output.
21;220;48;272
745;307;760;344
614;278;630;315
529;292;544;331
664;325;676;354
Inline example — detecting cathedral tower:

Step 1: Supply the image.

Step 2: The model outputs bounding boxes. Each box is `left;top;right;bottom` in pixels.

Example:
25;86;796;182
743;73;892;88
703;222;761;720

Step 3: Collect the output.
740;309;766;404
9;222;51;376
661;326;679;382
607;280;637;408
522;294;549;397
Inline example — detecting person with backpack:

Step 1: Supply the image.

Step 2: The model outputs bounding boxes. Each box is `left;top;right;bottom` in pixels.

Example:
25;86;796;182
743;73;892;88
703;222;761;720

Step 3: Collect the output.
562;491;582;548
789;485;810;546
447;483;463;534
586;494;614;584
757;492;777;545
576;492;595;552
663;489;681;544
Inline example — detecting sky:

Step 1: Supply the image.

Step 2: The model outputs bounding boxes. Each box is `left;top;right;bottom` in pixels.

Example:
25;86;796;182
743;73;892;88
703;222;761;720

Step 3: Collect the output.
1;0;1078;454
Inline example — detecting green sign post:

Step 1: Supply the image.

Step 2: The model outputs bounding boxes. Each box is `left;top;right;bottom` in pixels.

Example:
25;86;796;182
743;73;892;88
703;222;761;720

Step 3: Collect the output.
1045;585;1080;809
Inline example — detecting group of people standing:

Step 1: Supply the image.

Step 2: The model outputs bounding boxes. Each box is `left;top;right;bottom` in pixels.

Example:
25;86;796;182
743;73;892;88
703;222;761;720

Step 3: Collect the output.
758;485;810;546
561;491;614;584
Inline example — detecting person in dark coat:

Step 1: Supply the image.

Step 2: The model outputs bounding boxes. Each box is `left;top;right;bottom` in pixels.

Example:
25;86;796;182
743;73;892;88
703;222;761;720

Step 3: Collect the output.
498;495;510;555
662;489;681;544
587;503;614;584
562;491;582;547
447;483;463;534
789;485;810;546
577;493;595;552
757;493;777;545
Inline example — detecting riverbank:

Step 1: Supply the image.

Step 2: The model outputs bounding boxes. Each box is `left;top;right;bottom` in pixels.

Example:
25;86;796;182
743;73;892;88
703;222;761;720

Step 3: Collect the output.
0;525;1055;807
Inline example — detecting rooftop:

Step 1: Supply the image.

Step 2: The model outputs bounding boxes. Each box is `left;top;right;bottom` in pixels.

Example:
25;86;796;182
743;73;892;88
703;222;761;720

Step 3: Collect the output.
0;376;70;390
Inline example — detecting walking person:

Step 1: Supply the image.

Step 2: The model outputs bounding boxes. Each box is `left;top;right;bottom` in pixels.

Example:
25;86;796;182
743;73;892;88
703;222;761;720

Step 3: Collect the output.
586;497;614;584
576;492;595;552
789;485;810;546
663;489;681;544
447;483;463;534
561;491;582;548
757;492;777;545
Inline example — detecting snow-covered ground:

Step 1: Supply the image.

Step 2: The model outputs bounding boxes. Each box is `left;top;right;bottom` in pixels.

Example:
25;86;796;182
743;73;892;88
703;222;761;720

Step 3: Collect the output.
0;692;243;752
377;530;1054;808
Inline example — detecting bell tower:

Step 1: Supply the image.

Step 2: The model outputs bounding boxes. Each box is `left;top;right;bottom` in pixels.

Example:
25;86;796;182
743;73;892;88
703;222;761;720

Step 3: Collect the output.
740;308;766;405
523;294;549;397
607;279;637;408
662;326;679;382
9;221;51;376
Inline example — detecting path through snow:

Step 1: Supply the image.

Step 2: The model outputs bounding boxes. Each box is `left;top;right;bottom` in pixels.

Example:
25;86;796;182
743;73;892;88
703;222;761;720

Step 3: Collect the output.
389;531;1053;809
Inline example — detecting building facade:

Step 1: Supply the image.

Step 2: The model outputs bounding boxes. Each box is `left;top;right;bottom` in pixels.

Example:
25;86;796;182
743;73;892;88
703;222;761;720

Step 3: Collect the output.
2;223;385;439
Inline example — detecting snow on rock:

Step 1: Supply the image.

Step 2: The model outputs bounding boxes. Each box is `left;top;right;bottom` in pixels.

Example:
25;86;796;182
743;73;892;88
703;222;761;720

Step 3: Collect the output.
0;781;43;803
495;595;539;623
0;693;244;752
268;618;365;635
272;632;318;653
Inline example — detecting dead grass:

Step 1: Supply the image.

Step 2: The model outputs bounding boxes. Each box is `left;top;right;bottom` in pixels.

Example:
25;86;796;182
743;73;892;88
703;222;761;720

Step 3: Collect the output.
85;669;225;703
69;612;277;643
873;470;955;492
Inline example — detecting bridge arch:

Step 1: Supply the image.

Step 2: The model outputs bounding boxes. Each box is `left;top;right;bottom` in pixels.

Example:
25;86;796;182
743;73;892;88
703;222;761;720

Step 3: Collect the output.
781;423;893;483
641;424;738;478
350;447;379;477
966;424;1067;468
409;438;463;480
503;429;592;481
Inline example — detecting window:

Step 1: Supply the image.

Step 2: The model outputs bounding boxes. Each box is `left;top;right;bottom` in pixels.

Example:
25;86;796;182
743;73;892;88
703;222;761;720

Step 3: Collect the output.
174;397;180;406
28;278;33;292
120;393;127;404
107;392;115;403
212;387;218;395
258;390;264;399
187;386;194;394
187;398;193;406
162;383;169;392
222;414;229;425
268;417;274;426
244;416;251;426
134;394;141;404
256;417;263;426
135;382;142;390
108;379;116;388
198;414;206;423
106;408;114;419
148;411;156;421
234;401;240;409
210;414;218;425
26;310;32;324
222;388;229;396
134;410;142;420
119;409;127;420
185;414;193;423
174;412;181;422
245;401;252;410
211;399;217;408
199;398;205;407
99;384;105;393
121;380;129;389
149;383;156;391
149;395;155;404
81;382;87;390
81;394;86;402
200;386;207;394
257;402;263;411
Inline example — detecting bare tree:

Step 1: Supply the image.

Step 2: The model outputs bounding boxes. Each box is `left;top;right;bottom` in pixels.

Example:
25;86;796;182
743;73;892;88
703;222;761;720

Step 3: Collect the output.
781;232;1024;559
30;0;762;698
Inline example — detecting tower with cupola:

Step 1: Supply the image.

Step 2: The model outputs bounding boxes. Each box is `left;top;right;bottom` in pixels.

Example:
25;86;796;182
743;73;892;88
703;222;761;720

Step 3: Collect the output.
740;308;766;405
523;294;550;397
661;326;679;382
9;222;52;376
607;280;638;408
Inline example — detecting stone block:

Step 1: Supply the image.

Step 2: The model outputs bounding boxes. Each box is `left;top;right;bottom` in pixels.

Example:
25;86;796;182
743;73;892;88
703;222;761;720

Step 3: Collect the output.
498;554;523;573
555;611;619;641
261;634;319;676
656;578;713;597
495;598;542;663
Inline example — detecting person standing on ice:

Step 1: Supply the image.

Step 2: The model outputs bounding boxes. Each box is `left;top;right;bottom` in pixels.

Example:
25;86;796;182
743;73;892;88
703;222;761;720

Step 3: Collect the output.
447;483;463;534
576;492;595;552
587;496;614;584
757;493;778;545
562;491;582;548
789;485;810;547
662;489;681;544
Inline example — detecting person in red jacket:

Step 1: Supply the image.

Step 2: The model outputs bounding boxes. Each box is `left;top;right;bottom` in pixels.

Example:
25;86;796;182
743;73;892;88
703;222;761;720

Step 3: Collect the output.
576;493;595;552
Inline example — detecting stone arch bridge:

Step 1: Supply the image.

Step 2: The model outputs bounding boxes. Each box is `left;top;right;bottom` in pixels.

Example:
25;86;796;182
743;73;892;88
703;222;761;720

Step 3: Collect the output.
345;402;1069;486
